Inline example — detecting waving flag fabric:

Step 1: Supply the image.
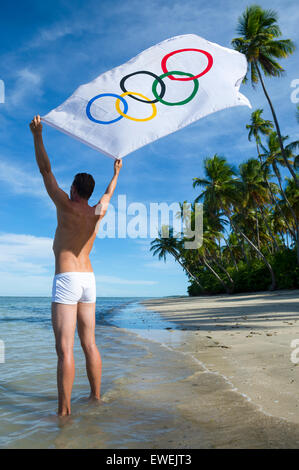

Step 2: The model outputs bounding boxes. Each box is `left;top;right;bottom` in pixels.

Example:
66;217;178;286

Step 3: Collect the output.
42;34;251;159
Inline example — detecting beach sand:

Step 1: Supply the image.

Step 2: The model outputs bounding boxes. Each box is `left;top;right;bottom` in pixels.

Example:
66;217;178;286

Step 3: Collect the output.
142;290;299;427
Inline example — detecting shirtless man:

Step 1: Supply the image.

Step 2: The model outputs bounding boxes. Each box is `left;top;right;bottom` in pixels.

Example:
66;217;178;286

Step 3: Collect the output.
30;115;122;416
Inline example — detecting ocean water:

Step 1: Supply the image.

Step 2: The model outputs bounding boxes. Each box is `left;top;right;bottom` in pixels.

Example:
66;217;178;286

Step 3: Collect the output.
1;296;299;449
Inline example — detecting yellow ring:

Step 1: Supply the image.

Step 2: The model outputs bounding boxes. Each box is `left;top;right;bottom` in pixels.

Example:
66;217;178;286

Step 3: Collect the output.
115;91;157;122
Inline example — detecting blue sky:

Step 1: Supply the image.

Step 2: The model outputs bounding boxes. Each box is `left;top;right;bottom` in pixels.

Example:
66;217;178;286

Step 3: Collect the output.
0;0;298;297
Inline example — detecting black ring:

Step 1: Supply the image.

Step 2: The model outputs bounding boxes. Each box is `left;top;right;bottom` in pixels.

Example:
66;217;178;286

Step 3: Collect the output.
120;71;166;104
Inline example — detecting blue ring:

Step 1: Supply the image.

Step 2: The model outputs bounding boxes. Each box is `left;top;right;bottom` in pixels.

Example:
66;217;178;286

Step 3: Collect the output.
86;93;128;125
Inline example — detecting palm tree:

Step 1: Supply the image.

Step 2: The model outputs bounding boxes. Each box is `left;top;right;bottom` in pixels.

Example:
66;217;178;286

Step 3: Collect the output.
200;218;235;292
284;178;299;219
232;5;297;186
198;250;232;294
261;132;299;262
222;233;242;270
261;134;297;212
272;206;291;248
239;158;279;251
193;154;276;290
245;109;291;233
239;158;270;206
246;108;273;158
245;110;292;231
150;226;205;292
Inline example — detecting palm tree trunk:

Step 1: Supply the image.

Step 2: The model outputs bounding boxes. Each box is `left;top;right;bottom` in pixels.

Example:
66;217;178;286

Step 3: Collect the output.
226;211;276;290
224;237;239;271
239;234;249;265
227;215;249;265
202;255;231;294
172;251;205;292
258;208;279;252
256;141;261;160
208;253;235;291
255;62;299;188
256;211;260;249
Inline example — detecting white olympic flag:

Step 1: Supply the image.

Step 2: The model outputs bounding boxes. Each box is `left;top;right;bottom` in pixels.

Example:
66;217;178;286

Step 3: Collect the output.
42;34;251;159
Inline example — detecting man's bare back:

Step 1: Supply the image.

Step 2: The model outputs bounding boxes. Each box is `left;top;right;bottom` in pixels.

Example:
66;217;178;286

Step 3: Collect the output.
30;114;122;416
53;199;99;274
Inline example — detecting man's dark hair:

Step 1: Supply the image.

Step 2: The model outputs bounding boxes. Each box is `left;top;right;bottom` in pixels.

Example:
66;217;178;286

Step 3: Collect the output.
73;173;95;200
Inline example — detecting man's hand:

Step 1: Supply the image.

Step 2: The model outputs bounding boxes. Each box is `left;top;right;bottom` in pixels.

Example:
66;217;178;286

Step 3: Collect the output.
114;158;122;174
30;115;43;136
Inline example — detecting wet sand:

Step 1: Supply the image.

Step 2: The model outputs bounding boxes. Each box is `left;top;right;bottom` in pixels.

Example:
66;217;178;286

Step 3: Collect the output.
142;290;299;426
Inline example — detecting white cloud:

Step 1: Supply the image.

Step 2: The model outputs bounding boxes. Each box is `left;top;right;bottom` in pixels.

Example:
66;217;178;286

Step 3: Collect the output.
10;68;43;106
144;260;177;270
0;233;54;274
39;24;74;43
26;17;91;49
0;160;44;197
0;159;68;208
95;274;157;285
0;272;53;296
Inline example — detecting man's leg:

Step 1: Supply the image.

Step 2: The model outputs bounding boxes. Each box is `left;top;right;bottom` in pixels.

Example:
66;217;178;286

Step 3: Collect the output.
51;302;77;416
77;302;102;400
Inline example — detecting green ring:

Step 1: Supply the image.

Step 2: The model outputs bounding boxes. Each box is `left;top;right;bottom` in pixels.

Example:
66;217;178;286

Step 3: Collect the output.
152;71;199;106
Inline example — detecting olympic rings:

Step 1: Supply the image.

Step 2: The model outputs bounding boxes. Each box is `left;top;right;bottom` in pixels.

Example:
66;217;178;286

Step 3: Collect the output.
152;71;199;106
161;48;213;81
86;47;214;125
120;71;166;104
86;93;128;124
115;92;157;122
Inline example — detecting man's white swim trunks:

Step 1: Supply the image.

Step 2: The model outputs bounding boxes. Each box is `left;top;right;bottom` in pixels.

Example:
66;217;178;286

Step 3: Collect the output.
52;272;96;304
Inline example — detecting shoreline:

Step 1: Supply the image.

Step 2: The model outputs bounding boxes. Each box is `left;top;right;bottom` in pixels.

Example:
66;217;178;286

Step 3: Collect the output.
2;294;299;448
141;289;299;425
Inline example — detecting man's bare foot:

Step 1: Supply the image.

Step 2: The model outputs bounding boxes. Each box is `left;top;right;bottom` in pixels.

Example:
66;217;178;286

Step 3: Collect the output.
57;414;73;426
88;394;105;405
78;395;105;405
58;411;71;418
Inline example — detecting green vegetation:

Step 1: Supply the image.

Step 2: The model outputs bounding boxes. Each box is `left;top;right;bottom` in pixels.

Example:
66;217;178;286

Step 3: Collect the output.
150;5;299;296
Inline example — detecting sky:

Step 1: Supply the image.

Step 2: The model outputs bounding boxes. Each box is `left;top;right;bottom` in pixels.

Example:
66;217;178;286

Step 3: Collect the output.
0;0;298;297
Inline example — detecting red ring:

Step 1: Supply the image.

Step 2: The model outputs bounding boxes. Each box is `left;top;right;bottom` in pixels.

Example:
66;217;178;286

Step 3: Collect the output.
161;48;213;81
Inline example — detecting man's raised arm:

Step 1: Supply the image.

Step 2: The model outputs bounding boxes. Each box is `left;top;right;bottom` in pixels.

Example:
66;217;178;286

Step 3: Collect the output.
29;115;69;207
95;159;122;218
